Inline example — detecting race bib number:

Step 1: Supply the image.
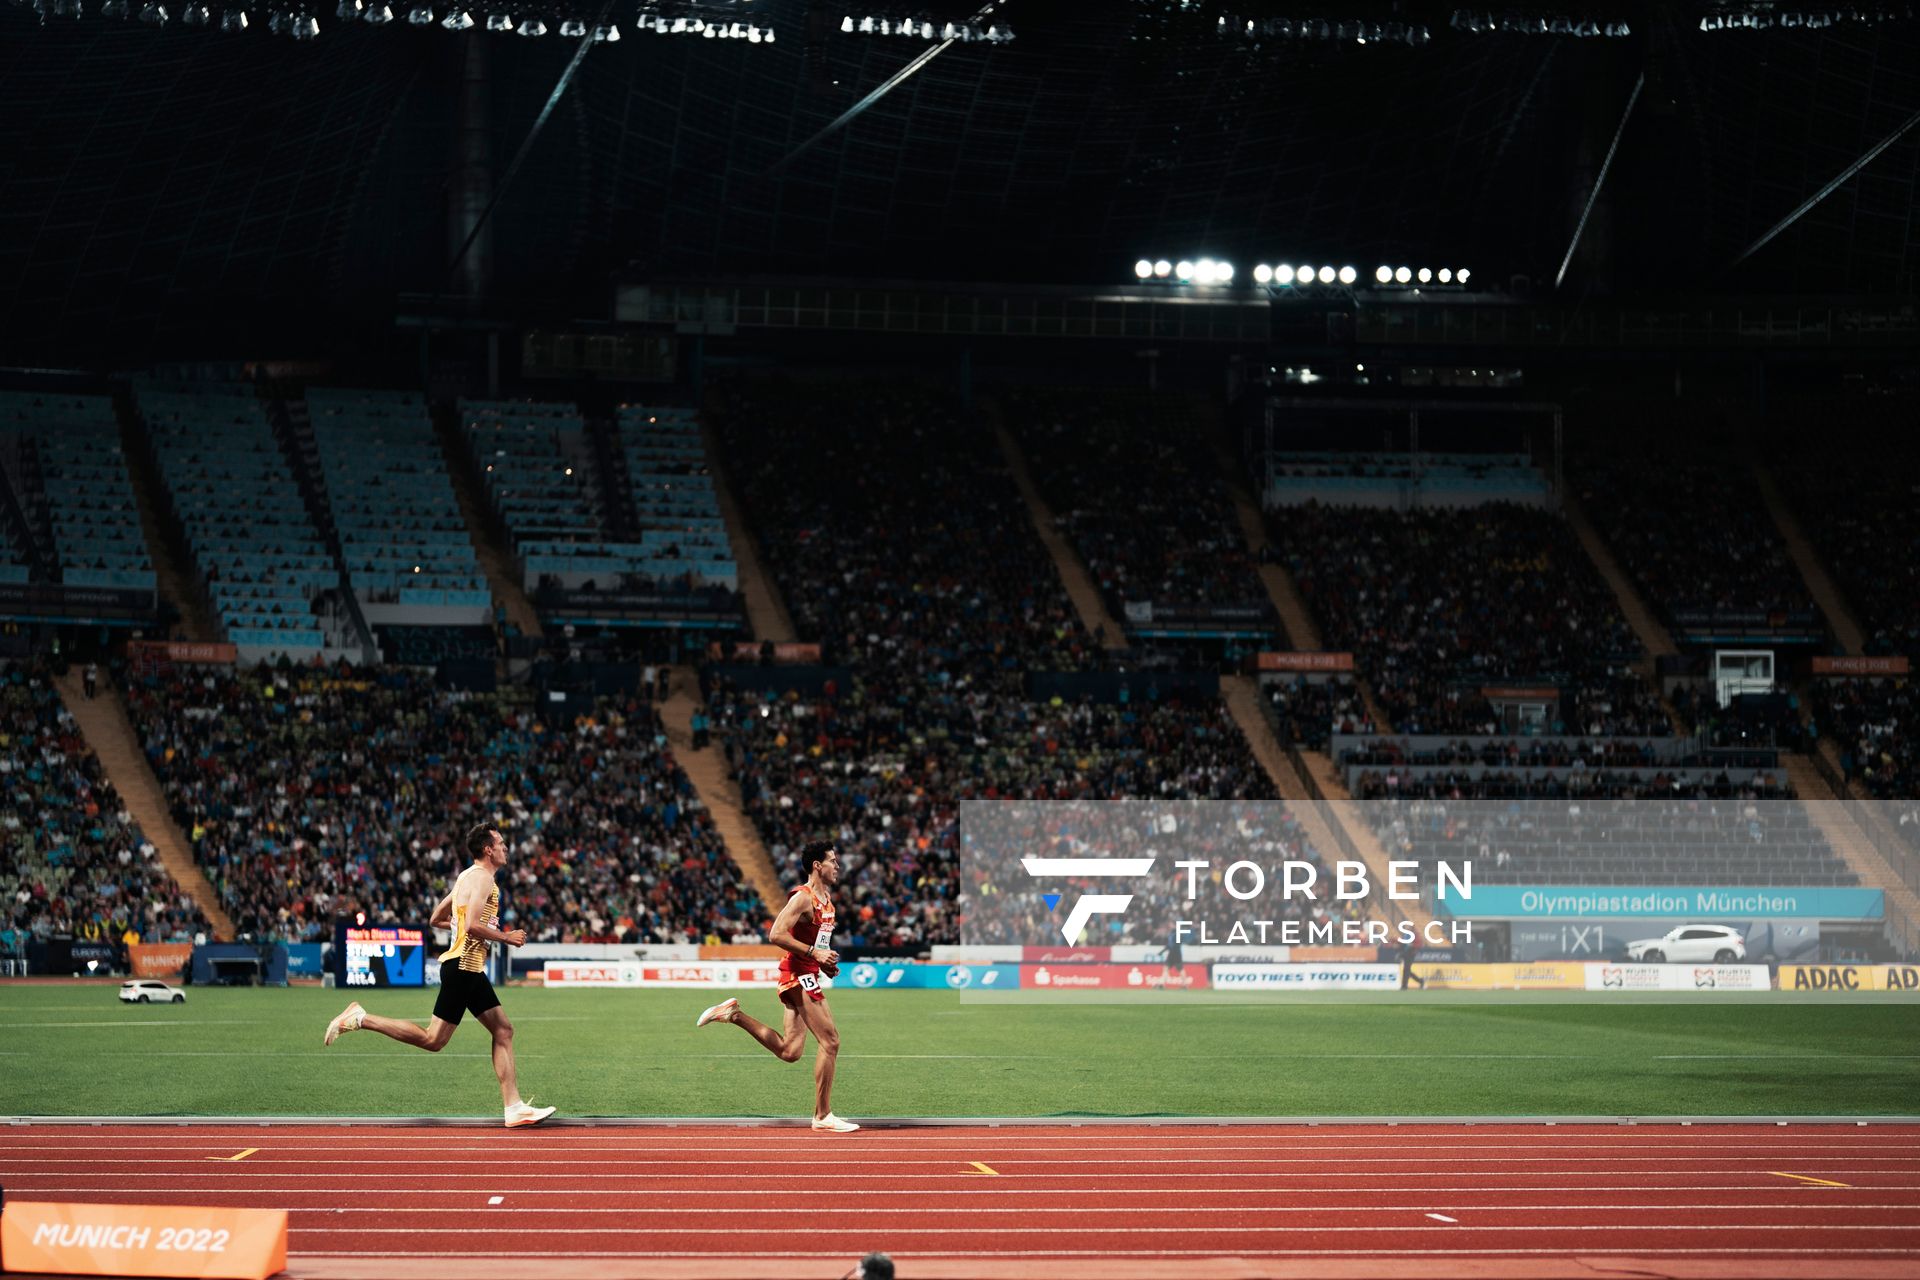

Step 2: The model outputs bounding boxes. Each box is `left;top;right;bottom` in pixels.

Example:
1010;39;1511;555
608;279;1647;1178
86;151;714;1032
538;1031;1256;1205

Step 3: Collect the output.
798;973;821;993
814;926;834;954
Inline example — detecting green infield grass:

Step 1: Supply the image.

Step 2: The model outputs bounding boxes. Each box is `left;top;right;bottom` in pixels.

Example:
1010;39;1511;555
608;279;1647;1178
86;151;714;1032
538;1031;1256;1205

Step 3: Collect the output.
2;985;1915;1118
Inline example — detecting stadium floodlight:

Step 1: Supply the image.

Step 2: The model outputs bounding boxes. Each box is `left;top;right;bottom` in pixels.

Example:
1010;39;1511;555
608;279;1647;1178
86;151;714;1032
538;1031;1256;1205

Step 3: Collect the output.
1337;265;1357;284
291;11;317;36
592;21;616;38
1296;265;1313;284
515;16;542;33
1417;267;1432;283
1375;265;1392;283
1134;260;1154;280
1253;264;1273;283
1218;262;1234;282
137;0;166;21
1316;265;1335;284
219;6;245;27
1175;260;1194;281
1153;259;1171;278
409;4;433;21
840;14;851;30
362;0;389;18
441;7;468;24
1394;266;1412;284
485;10;507;27
559;16;584;34
1195;258;1218;284
182;0;209;20
1457;267;1471;283
1274;264;1295;285
1437;268;1453;283
334;0;357;16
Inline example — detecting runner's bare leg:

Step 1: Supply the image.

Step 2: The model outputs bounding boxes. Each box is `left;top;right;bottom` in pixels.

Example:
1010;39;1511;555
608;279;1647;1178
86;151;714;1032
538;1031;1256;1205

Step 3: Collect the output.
358;1013;455;1052
476;1006;521;1106
798;996;842;1120
729;999;807;1062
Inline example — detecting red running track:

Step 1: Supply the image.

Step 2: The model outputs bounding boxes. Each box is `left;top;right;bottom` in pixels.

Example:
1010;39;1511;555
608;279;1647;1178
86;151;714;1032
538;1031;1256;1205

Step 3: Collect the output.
3;1123;1919;1279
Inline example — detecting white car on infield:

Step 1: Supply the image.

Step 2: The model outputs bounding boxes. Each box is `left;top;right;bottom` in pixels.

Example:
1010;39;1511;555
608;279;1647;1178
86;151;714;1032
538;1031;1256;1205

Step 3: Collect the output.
1625;925;1746;964
118;979;186;1004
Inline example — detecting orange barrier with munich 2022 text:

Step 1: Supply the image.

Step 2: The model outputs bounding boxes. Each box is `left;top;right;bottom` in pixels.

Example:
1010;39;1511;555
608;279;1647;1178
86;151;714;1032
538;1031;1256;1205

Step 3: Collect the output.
1;1200;286;1279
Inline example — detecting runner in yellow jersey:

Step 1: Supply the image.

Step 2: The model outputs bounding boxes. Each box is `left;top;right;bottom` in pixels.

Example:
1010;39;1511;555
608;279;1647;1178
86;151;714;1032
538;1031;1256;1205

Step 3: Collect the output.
321;824;555;1128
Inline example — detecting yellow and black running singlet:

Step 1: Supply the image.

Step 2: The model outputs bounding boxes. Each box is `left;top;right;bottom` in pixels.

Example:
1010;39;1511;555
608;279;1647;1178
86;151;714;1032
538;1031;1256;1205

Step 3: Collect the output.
439;866;500;974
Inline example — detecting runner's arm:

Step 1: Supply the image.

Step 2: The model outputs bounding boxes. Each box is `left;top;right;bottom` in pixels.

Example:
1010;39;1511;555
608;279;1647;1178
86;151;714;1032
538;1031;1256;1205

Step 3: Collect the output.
428;891;454;931
769;890;832;963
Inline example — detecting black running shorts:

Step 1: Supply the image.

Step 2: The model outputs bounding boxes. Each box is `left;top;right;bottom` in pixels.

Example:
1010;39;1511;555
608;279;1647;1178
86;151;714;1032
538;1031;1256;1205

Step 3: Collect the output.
432;965;501;1025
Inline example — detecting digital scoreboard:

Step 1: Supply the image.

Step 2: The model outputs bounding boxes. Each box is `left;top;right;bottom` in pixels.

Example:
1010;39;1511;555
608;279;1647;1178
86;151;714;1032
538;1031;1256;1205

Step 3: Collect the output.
333;922;430;988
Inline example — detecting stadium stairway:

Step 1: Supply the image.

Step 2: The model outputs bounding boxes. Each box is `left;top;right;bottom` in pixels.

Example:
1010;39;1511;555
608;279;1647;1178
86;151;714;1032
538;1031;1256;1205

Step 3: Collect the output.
113;388;218;642
1205;429;1396;732
51;668;235;941
1293;748;1435;934
430;401;542;640
987;407;1127;650
1560;486;1689;732
700;412;796;644
659;664;784;916
1751;459;1868;656
1783;754;1920;955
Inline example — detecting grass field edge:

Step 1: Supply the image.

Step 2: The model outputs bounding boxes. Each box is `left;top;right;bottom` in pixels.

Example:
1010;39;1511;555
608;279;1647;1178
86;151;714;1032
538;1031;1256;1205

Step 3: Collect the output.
6;1113;1919;1128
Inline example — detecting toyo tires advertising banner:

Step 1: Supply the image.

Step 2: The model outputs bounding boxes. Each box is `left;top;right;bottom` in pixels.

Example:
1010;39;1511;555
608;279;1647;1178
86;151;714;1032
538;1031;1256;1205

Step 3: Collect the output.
1209;963;1401;991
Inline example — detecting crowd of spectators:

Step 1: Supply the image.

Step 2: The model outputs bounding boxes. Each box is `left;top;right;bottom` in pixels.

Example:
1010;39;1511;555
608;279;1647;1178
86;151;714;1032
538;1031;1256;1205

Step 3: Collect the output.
1001;388;1271;623
1812;677;1919;800
1778;454;1920;659
1;662;208;953
1272;503;1666;735
1264;676;1371;748
123;663;757;945
1576;455;1813;620
707;670;1286;947
712;378;1102;680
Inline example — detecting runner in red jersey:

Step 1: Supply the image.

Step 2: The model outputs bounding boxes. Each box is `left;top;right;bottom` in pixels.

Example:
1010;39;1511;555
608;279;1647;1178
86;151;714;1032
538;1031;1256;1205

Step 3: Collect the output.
695;839;858;1132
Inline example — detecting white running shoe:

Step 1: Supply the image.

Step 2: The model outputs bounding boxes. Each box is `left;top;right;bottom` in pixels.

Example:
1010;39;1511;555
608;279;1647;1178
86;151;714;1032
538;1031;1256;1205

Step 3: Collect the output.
322;1002;365;1047
695;997;739;1028
505;1100;556;1129
811;1113;860;1133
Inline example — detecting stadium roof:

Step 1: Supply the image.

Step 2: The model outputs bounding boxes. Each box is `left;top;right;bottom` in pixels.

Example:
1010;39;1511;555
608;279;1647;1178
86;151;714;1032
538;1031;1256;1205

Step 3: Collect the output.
0;0;1916;360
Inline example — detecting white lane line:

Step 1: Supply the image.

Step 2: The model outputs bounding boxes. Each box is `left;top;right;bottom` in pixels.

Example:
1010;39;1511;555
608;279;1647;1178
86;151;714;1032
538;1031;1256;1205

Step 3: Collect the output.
9;1170;1913;1181
6;1141;1909;1154
45;1204;1910;1215
13;1155;1916;1166
12;1185;1915;1196
287;1224;1920;1235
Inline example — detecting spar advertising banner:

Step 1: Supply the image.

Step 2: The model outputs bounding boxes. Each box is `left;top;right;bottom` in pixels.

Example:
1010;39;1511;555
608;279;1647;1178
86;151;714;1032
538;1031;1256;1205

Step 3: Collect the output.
543;961;784;989
1780;964;1920;992
1583;963;1772;992
1512;919;1820;963
1209;963;1402;991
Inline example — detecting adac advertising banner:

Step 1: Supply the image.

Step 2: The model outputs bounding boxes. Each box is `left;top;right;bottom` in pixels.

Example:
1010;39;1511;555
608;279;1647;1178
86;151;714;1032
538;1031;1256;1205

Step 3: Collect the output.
1583;963;1772;992
1780;964;1920;992
840;962;1022;991
1460;886;1884;920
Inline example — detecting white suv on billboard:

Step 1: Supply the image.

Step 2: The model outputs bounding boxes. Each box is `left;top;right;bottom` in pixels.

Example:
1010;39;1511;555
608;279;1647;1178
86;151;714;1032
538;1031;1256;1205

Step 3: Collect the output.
1626;925;1746;964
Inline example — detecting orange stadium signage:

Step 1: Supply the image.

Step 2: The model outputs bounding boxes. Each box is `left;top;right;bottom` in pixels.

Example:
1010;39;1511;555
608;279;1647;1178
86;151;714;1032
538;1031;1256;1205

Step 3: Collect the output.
1255;652;1355;673
1811;656;1910;676
1;1201;285;1280
128;641;238;666
129;943;195;978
